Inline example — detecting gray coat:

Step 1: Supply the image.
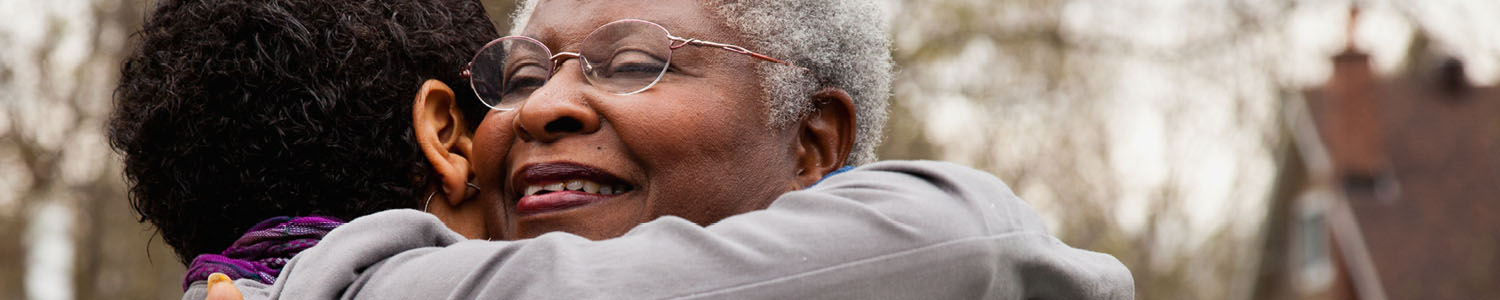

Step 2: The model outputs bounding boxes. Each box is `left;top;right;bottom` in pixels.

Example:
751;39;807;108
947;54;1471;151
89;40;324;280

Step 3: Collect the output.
184;160;1134;299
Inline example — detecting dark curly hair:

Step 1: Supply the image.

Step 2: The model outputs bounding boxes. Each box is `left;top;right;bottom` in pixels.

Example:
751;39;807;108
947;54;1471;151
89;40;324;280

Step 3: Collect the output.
109;0;495;264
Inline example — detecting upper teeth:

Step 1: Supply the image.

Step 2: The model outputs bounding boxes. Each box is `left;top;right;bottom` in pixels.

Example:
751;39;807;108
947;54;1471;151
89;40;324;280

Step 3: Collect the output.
524;179;630;196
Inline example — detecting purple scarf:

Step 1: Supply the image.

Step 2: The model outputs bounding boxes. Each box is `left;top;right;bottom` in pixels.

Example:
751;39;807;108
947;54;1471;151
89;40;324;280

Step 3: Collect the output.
182;216;345;291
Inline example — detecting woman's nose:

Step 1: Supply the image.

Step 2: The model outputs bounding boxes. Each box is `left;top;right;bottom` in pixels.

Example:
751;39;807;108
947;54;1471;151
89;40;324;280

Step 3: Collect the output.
512;60;602;143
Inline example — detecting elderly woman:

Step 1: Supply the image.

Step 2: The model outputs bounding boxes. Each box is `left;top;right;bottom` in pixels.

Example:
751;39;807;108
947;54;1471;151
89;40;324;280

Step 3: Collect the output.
197;0;1133;299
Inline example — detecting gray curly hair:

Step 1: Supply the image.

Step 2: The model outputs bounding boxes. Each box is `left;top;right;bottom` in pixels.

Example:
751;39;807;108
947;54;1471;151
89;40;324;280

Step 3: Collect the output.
509;0;892;165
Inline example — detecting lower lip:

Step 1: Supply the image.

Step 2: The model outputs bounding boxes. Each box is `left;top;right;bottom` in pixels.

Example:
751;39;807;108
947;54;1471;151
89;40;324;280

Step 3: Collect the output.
515;191;618;216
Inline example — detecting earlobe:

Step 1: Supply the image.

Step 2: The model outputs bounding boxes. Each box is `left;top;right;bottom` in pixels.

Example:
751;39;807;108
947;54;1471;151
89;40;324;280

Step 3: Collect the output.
793;87;856;188
412;79;476;206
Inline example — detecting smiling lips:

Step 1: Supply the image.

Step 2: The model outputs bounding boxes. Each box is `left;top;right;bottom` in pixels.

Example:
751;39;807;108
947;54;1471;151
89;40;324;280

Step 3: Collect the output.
523;179;631;196
512;162;635;216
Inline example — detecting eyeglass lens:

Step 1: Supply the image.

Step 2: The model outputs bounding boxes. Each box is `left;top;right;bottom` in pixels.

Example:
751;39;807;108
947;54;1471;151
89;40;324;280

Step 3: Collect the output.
470;20;674;110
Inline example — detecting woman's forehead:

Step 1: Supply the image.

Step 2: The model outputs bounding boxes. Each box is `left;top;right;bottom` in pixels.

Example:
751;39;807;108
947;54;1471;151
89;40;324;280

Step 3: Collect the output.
522;0;739;47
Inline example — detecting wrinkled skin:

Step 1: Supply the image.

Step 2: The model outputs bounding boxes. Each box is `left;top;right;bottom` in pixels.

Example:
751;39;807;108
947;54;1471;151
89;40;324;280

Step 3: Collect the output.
471;0;808;240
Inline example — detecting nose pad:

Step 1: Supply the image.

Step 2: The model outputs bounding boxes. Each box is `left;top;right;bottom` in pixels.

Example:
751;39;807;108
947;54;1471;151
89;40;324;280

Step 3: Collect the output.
513;60;602;143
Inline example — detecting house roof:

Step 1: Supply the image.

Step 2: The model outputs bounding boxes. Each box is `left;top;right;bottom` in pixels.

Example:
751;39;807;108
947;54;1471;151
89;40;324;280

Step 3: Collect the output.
1301;39;1500;299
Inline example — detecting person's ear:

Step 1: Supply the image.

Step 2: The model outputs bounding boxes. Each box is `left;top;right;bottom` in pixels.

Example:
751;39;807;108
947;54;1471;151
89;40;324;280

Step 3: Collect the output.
413;79;475;206
793;87;856;188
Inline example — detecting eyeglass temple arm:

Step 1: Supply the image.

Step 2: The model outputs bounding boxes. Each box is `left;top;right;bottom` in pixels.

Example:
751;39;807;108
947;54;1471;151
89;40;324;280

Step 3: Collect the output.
670;37;804;70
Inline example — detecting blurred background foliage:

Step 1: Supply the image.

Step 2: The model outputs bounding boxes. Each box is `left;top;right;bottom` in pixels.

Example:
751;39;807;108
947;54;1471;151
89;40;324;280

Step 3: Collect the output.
1;0;1495;299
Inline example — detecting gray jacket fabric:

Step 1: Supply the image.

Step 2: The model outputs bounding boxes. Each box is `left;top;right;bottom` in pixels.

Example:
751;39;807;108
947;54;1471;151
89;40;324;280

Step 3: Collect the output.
183;160;1134;299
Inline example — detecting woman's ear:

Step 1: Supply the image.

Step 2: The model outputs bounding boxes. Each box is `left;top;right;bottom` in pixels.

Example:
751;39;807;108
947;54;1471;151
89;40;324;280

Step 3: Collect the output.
413;79;475;206
793;87;856;188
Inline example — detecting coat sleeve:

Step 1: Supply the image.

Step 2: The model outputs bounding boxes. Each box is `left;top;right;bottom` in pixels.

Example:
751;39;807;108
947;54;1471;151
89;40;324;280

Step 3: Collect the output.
244;160;1133;299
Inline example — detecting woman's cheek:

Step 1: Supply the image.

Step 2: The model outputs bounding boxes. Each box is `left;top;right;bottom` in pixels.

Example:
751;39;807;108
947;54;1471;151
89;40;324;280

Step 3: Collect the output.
471;112;516;185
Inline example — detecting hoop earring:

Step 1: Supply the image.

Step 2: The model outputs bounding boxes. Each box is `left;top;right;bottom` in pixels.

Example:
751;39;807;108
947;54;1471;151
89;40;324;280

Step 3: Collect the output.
423;191;437;212
466;182;481;197
426;183;481;212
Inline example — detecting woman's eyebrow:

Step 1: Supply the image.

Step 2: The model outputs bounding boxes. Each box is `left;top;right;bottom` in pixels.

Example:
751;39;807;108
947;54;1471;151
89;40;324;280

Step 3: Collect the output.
527;33;577;53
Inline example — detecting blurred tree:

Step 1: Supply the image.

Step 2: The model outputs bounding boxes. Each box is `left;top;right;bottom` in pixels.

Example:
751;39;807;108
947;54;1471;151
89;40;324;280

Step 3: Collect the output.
0;0;187;298
878;0;1298;299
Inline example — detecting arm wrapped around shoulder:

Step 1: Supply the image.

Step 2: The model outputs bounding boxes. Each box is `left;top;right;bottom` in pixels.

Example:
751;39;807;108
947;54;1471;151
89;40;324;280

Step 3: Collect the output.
245;160;1133;299
754;160;1135;299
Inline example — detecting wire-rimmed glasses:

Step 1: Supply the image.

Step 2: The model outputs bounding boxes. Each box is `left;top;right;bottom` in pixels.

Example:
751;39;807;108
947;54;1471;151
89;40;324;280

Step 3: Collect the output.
461;19;799;111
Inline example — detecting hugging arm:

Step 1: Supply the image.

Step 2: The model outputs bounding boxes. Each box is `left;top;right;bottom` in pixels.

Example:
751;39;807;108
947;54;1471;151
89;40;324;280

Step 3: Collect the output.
218;161;1133;299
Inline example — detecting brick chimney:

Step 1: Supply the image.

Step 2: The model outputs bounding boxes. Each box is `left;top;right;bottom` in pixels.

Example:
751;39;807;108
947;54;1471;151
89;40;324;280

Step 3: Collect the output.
1320;7;1388;191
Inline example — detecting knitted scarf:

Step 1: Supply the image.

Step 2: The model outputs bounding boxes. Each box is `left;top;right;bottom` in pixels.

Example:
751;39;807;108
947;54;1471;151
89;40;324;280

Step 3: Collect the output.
182;216;345;291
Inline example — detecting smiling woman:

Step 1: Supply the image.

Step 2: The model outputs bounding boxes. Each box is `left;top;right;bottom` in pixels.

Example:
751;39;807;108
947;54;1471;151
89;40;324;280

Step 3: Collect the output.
188;0;1133;299
460;0;899;240
471;2;858;239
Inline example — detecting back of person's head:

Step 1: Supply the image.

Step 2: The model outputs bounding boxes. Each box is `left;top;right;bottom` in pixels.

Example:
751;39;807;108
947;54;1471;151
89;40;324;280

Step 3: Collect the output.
109;0;494;264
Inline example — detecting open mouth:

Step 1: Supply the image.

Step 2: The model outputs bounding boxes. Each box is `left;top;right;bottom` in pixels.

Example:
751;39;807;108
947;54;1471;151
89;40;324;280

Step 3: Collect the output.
511;162;636;215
